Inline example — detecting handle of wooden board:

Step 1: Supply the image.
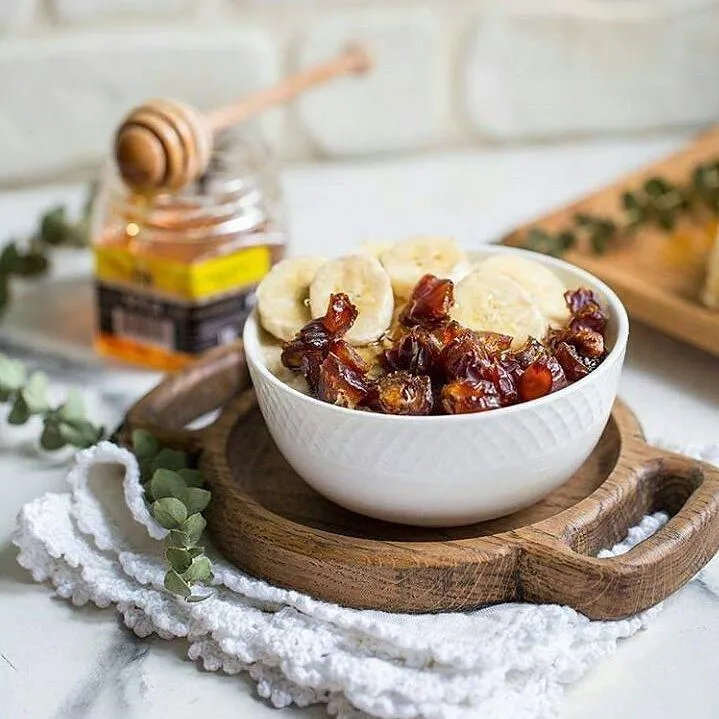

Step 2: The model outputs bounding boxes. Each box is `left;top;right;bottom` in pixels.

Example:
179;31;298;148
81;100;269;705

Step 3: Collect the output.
520;448;719;620
119;342;250;453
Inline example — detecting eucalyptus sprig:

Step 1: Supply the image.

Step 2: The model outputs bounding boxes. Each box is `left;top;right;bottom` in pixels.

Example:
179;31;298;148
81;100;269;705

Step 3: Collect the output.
523;159;719;258
2;353;213;601
0;354;105;450
130;429;213;602
0;185;95;317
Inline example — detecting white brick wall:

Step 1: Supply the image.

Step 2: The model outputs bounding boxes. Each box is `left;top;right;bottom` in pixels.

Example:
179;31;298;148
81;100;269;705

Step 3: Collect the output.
465;0;719;140
0;0;716;184
296;8;447;155
0;30;280;181
49;0;197;25
0;0;34;30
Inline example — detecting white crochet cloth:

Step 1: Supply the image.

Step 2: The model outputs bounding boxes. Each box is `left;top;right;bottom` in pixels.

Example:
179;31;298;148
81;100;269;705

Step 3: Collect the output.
12;441;719;719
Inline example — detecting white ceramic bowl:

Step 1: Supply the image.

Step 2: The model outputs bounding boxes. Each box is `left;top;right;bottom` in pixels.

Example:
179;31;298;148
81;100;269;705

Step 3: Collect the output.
243;246;629;527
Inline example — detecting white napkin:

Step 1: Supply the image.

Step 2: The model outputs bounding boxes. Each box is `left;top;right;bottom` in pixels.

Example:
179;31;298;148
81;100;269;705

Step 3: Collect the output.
13;441;719;719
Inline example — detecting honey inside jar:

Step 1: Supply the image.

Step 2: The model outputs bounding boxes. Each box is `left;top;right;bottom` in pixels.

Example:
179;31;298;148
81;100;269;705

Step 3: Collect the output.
91;132;287;370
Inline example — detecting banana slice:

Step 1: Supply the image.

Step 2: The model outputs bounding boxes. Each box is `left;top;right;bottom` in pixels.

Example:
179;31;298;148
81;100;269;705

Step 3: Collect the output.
451;269;547;348
310;254;394;345
256;256;326;342
477;254;569;325
380;237;471;298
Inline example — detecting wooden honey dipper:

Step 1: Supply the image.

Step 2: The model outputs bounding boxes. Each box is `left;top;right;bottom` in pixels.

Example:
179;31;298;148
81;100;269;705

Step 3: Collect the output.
115;44;372;193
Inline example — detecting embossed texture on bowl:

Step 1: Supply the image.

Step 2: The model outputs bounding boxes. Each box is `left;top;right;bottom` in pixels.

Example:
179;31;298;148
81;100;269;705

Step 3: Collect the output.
243;246;629;526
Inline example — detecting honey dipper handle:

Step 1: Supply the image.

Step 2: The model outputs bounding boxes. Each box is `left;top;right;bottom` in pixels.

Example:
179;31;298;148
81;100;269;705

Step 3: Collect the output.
206;44;372;132
120;342;250;454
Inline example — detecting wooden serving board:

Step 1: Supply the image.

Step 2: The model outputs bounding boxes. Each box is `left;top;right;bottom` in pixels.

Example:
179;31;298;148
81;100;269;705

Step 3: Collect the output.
123;343;719;620
502;127;719;357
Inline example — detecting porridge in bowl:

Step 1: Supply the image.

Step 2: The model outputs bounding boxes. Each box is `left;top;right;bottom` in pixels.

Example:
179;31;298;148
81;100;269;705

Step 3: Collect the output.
255;237;610;416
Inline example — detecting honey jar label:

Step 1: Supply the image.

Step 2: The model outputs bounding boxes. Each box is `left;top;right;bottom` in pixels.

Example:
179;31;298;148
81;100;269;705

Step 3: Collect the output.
96;281;254;354
93;243;272;301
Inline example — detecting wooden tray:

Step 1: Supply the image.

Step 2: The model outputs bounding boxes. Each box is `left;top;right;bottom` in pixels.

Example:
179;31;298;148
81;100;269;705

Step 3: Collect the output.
123;343;719;620
502;127;719;357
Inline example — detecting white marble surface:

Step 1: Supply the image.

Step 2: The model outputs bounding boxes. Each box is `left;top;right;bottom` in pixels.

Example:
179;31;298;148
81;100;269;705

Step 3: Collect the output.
1;134;718;718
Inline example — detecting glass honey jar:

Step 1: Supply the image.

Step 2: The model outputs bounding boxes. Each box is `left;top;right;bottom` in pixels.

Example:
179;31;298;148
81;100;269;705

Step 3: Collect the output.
91;130;287;371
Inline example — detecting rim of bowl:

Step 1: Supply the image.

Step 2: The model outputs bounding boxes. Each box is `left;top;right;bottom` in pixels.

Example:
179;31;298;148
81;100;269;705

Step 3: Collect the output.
243;245;629;422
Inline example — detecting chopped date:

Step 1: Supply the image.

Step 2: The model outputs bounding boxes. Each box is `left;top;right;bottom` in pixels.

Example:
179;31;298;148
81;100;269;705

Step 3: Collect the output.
281;338;308;370
441;379;501;414
373;371;434;415
569;309;607;335
300;349;324;391
554;342;590;381
400;274;454;326
322;292;358;335
564;288;599;314
383;327;440;375
281;280;609;416
471;359;519;406
281;320;331;374
518;361;554;402
545;326;605;359
298;319;332;350
544;326;566;352
582;354;604;373
496;352;523;386
513;337;547;369
475;331;513;357
545;355;569;391
281;293;360;377
564;288;608;335
317;353;369;408
566;327;605;358
432;320;471;348
329;338;369;375
440;334;488;379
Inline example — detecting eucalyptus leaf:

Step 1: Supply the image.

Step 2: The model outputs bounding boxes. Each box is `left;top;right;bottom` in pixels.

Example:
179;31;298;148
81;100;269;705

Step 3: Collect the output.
164;569;191;598
186;593;213;603
181;487;211;515
152;497;187;529
590;234;610;255
556;231;575;253
165;547;193;573
0;355;25;391
164;529;191;549
16;252;49;277
178;468;205;488
150;469;187;500
39;205;89;248
138;457;155;484
0;243;20;273
22;372;50;414
58;419;104;448
182;556;212;583
181;514;206;545
0;275;8;313
622;192;640;211
152;448;187;473
58;389;85;422
40;422;67;451
188;546;204;558
657;213;675;231
7;395;30;425
40;206;70;246
132;429;159;460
